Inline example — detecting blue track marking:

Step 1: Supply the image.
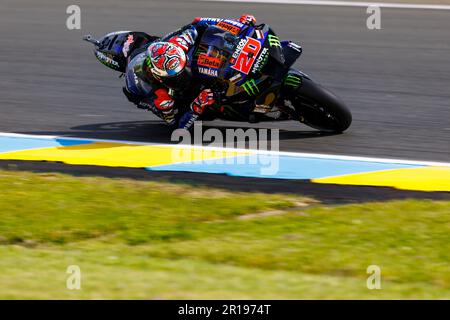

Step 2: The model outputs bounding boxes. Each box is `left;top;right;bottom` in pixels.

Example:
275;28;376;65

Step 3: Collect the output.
147;154;423;179
0;136;92;153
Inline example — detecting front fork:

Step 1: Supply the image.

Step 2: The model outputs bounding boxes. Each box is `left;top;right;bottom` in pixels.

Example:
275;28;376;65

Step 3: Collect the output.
278;69;310;121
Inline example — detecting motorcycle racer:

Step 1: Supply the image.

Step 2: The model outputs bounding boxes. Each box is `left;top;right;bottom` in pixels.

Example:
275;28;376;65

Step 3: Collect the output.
122;14;257;130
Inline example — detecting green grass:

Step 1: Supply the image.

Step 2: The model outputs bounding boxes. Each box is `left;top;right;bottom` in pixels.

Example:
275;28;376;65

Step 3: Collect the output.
0;170;448;299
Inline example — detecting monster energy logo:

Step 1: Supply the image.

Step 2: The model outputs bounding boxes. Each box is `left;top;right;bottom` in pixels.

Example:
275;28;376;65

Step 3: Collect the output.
268;35;281;48
284;74;302;88
241;79;260;96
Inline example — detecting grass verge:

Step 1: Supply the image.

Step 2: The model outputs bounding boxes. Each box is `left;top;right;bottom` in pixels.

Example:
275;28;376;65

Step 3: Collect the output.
0;169;448;299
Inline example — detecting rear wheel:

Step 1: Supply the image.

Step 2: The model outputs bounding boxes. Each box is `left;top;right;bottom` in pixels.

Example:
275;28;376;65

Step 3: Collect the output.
285;76;352;133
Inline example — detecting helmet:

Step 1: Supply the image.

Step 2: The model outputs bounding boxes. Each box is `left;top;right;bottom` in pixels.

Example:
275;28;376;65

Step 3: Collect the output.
144;41;192;90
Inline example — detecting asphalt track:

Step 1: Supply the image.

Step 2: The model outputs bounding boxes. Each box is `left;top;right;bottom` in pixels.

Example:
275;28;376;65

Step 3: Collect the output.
0;0;449;201
2;160;450;203
1;0;449;162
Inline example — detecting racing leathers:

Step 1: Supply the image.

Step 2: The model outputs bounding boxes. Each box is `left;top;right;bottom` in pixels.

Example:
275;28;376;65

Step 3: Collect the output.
123;26;198;128
123;15;257;130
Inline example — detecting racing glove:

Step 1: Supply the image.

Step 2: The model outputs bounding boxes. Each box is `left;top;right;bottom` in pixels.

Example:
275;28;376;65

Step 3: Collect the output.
123;87;176;126
153;88;176;126
239;14;257;26
191;89;216;115
178;89;216;130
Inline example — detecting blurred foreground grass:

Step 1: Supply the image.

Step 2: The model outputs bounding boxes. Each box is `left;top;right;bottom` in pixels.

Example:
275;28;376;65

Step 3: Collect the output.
0;170;448;299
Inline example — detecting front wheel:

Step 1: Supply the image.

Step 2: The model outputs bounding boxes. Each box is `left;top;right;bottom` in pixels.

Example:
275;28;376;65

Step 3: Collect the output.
284;75;352;133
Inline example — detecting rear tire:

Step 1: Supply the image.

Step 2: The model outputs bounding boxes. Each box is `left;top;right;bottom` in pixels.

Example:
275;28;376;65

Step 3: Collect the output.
286;76;352;133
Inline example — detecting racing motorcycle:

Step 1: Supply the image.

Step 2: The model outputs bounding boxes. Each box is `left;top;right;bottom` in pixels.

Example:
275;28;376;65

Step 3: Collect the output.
83;20;352;132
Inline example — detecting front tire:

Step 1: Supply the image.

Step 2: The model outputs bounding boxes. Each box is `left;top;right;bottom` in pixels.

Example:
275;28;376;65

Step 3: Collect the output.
285;76;352;133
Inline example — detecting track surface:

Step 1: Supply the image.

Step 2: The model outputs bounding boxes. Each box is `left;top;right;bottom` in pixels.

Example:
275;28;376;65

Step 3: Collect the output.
2;160;449;203
1;0;449;162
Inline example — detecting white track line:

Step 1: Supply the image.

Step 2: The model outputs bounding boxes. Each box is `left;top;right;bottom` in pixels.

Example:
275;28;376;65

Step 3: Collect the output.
1;132;450;167
200;0;450;11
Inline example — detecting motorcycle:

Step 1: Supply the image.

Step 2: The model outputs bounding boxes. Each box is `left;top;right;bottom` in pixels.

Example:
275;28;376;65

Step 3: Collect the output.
83;20;352;132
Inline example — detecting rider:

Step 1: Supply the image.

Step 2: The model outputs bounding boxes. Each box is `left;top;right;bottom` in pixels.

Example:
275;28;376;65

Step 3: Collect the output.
122;14;257;130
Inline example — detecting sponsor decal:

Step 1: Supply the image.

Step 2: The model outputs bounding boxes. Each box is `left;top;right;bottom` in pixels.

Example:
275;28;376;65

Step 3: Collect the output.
182;113;199;129
229;73;242;84
166;57;180;71
216;21;241;35
268;35;281;48
197;17;244;28
284;74;302;89
122;34;134;58
199;17;222;24
198;67;218;77
197;54;222;69
231;37;262;75
222;19;245;28
138;101;158;114
232;38;247;60
158;100;174;110
251;47;269;74
255;29;264;40
241;79;260;96
288;41;302;52
95;51;119;67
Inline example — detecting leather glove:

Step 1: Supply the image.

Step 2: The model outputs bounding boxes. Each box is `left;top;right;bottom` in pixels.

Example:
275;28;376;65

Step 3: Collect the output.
239;14;257;25
191;89;215;114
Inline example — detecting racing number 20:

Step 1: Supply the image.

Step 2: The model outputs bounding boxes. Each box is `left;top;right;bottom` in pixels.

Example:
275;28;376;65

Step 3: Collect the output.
231;37;261;75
